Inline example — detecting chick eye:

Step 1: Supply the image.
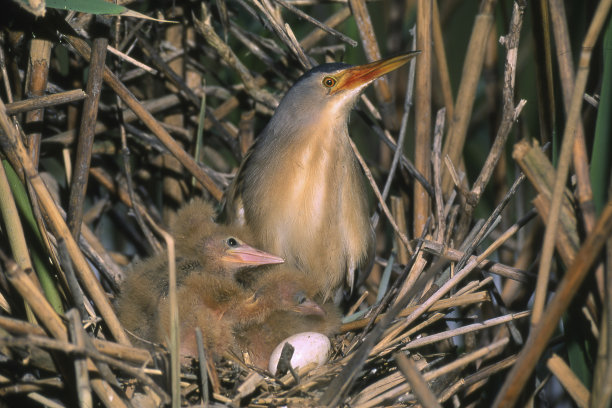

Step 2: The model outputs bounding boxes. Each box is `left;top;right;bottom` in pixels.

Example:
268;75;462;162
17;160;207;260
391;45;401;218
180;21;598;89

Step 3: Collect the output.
322;76;337;88
227;238;238;247
296;292;306;304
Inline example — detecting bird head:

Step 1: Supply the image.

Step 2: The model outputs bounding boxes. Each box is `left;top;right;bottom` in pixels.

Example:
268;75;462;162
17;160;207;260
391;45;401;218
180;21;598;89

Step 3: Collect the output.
251;277;325;317
200;233;284;276
270;51;420;130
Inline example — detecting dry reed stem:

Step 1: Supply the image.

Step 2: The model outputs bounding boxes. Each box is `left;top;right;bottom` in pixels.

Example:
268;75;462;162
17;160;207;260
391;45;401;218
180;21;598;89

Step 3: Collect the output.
348;0;392;113
67;309;93;408
532;194;578;265
107;43;157;74
136;32;199;107
548;0;596;233
350;137;413;254
469;2;525;202
57;241;89;320
301;6;352;49
341;290;489;331
354;337;510;407
420;240;532;282
403;311;529;350
0;334;169;404
494;197;612;406
24;37;52;167
531;0;555;147
0;108;131;348
62;32;224;201
0;251;129;407
394;352;442;408
272;0;356;47
66;37;107;239
380;196;530;348
432;108;446;243
457;172;527;269
512;140;580;262
0;372;64;408
46;94;182;146
452;355;518;399
413;0;432;238
548;0;604;306
530;0;612;327
432;0;453;121
591;242;612;408
441;0;496;195
391;197;410;264
378;37;417;207
456;1;525;242
5;89;87;115
547;353;590;408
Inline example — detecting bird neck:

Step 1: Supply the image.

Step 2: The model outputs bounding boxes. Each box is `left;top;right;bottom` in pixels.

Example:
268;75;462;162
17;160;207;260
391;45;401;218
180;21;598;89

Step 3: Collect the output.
260;117;350;164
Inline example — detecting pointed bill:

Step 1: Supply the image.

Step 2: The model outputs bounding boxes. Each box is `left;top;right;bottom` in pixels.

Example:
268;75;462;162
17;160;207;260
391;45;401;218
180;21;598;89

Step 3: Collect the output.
331;51;421;94
223;244;284;266
295;299;326;316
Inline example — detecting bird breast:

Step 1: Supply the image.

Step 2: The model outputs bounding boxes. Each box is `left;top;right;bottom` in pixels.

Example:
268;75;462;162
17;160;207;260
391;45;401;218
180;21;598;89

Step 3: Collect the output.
243;122;371;295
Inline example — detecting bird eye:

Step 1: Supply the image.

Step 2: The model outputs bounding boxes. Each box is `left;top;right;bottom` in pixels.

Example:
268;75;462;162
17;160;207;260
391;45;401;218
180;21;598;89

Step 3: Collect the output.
322;76;337;88
296;292;306;304
227;238;238;247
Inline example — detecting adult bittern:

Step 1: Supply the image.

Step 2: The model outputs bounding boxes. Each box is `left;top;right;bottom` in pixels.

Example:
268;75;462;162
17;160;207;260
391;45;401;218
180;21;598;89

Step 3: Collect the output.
223;52;419;300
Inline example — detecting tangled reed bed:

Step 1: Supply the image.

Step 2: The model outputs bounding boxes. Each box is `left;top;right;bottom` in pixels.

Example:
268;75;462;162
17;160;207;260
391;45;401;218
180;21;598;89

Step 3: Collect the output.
0;0;611;406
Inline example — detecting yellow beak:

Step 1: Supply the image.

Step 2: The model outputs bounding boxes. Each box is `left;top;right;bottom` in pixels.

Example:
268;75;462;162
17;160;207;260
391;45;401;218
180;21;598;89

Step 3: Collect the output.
332;51;421;94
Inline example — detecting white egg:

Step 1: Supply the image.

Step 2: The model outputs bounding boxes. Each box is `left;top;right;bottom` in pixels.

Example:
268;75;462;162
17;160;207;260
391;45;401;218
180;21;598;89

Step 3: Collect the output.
268;332;331;375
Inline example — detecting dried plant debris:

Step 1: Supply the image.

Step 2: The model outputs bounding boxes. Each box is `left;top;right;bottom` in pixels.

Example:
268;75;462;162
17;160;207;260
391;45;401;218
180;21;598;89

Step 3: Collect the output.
0;0;611;407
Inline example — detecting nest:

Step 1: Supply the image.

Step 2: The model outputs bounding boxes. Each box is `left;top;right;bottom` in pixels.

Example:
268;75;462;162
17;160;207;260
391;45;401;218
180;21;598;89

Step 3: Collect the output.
0;0;610;407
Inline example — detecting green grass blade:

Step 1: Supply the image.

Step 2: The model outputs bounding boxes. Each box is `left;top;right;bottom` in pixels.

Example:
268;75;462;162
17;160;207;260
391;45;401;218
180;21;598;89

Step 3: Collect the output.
46;0;124;14
2;160;64;314
591;16;612;215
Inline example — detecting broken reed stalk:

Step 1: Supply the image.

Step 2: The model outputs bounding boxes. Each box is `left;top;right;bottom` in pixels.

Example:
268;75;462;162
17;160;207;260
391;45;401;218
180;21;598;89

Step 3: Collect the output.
24;36;52;167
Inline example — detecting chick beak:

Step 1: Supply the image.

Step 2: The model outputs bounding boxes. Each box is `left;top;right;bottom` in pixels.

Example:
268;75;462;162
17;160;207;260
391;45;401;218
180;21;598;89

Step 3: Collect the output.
222;244;284;266
332;51;421;94
295;300;326;317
